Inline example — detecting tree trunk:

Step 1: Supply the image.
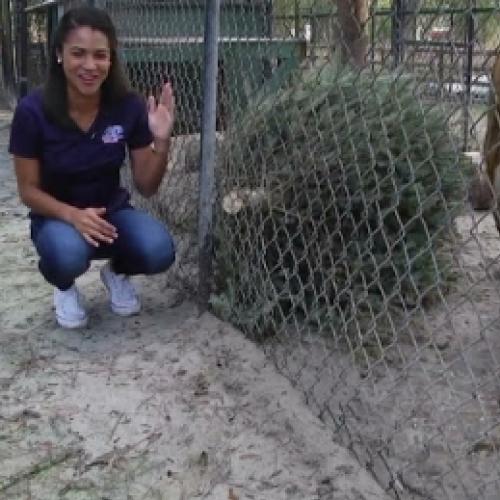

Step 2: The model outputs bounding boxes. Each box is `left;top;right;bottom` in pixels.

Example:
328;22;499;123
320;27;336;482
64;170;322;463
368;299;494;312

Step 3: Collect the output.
336;0;369;67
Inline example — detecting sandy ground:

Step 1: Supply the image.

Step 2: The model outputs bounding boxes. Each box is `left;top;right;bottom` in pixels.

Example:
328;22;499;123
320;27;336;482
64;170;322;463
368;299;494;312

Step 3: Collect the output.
0;109;391;499
3;98;499;500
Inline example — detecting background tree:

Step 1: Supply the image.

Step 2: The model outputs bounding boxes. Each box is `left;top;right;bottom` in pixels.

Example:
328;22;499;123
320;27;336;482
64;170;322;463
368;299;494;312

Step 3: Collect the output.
336;0;369;67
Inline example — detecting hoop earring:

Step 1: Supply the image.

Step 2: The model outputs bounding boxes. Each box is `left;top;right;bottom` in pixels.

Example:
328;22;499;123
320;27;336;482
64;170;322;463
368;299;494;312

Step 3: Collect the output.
57;57;62;64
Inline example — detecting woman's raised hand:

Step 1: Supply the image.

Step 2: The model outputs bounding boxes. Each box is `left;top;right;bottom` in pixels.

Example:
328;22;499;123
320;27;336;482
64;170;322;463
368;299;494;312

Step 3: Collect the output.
147;82;175;143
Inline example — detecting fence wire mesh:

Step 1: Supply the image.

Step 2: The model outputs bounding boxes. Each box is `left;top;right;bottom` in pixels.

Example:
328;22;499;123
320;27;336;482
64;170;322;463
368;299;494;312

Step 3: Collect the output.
5;0;500;498
212;1;500;499
108;0;209;292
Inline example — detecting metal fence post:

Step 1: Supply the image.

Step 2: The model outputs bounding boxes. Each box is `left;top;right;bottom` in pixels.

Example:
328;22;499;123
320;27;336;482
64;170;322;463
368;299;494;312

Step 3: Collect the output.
198;0;221;309
392;0;404;68
463;0;476;152
370;6;376;72
17;0;28;98
294;0;300;38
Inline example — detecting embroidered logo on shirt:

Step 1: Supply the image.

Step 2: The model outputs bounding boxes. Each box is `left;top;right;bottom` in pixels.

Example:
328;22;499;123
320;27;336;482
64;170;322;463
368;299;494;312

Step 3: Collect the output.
101;125;124;144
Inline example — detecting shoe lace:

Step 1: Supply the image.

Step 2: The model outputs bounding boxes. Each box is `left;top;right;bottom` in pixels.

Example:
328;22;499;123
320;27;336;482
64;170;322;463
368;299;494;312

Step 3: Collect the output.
60;287;82;312
112;273;137;301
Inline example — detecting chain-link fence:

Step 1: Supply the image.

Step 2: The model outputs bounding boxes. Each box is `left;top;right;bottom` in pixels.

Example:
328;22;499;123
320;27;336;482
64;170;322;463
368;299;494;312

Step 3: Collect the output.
0;0;22;106
110;0;305;293
105;0;295;293
213;2;500;499
6;0;500;498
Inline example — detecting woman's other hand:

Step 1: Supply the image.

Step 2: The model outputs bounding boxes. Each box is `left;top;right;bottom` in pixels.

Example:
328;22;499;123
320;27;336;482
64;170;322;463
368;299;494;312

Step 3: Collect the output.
69;207;118;247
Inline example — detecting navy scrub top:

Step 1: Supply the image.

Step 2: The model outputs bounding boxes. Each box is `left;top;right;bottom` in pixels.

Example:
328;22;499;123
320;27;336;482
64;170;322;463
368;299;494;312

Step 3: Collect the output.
8;90;153;217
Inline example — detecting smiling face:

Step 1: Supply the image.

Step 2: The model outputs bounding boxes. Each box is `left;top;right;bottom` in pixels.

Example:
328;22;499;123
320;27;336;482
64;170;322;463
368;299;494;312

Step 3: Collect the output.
58;26;111;99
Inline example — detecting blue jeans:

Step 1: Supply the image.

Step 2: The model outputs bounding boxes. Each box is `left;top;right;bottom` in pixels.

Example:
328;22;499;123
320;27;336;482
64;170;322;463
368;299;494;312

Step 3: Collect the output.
31;208;175;290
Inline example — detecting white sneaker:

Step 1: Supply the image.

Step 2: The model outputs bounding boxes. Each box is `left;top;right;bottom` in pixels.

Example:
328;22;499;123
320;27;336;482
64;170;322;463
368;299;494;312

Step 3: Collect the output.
100;263;141;317
54;285;88;329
